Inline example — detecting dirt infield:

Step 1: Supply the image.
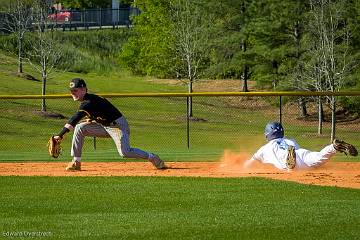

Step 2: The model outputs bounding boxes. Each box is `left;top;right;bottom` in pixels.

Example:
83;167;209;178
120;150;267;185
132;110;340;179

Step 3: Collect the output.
0;160;359;189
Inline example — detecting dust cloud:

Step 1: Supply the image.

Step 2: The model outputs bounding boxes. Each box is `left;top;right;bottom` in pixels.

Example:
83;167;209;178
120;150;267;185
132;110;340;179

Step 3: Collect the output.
218;150;251;172
218;149;279;173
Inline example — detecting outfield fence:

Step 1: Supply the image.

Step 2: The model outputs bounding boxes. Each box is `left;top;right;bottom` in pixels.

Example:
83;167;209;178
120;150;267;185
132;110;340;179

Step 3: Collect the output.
0;7;139;34
47;8;140;31
0;92;359;162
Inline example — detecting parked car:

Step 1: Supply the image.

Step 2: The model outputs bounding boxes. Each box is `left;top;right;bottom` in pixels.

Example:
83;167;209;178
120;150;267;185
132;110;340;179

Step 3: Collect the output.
48;11;71;22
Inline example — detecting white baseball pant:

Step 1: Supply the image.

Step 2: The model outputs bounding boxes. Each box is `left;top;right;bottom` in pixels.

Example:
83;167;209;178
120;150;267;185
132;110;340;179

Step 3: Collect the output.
71;116;151;160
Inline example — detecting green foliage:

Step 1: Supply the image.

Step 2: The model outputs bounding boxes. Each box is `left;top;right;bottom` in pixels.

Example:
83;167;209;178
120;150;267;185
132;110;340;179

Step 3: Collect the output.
204;0;257;79
60;0;111;9
238;1;307;88
120;0;215;79
338;95;360;113
119;0;360;94
119;0;176;78
119;0;134;7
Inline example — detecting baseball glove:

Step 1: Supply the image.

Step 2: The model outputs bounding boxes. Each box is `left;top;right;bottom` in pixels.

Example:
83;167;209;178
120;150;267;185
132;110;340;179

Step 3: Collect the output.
48;136;62;158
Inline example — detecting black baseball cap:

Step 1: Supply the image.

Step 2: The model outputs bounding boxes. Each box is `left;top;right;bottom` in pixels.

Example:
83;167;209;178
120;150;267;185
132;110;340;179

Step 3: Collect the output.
69;78;86;90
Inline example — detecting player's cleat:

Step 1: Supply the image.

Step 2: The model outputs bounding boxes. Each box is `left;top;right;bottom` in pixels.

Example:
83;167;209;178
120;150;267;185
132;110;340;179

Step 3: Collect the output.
66;161;81;171
148;153;166;169
333;139;358;156
286;145;296;169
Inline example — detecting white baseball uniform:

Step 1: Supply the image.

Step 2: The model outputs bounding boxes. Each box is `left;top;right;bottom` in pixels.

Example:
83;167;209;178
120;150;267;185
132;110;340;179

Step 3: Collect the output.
250;137;337;170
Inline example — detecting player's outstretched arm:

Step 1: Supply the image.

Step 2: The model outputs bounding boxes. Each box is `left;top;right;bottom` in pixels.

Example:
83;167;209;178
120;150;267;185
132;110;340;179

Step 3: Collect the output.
243;158;256;169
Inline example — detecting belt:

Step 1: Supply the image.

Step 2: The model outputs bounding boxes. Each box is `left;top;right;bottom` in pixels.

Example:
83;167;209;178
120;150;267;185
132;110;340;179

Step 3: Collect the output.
104;117;122;126
102;121;117;126
109;121;117;126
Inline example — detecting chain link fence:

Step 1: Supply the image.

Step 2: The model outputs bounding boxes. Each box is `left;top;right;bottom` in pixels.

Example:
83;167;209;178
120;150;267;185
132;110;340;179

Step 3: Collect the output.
0;93;359;162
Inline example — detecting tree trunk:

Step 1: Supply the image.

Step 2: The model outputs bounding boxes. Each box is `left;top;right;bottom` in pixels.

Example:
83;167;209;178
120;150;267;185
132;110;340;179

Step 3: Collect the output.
331;96;336;141
17;37;23;74
271;60;278;88
317;96;323;135
294;20;307;119
41;67;47;112
298;97;308;118
188;79;193;118
241;39;249;92
242;65;249;92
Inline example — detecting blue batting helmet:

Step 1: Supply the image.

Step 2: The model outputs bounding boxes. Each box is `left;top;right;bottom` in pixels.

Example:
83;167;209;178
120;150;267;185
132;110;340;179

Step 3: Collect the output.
264;122;284;141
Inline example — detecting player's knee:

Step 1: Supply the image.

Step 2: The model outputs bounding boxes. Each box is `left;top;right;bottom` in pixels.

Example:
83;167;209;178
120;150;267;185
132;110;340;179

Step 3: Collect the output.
74;123;86;136
74;124;82;133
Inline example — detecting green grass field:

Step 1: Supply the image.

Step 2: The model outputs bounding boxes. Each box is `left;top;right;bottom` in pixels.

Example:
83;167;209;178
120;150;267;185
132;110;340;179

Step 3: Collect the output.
0;51;360;240
0;176;359;240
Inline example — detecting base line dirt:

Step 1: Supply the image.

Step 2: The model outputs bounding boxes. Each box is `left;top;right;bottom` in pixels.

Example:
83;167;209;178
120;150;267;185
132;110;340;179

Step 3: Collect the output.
0;160;359;189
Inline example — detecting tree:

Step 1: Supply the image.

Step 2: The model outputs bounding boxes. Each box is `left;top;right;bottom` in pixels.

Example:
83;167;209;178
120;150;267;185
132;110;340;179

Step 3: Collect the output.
170;0;210;117
204;0;255;91
292;19;309;118
205;0;310;92
61;0;111;9
302;0;352;139
120;0;175;77
277;2;310;117
119;0;135;7
3;0;33;74
245;0;311;89
29;0;64;112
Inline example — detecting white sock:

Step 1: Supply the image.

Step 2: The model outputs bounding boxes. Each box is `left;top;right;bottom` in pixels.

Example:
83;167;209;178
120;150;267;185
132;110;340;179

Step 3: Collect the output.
73;157;81;162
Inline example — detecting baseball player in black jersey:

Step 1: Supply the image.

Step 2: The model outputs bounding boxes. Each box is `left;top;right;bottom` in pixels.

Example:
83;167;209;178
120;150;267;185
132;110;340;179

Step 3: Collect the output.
54;78;166;171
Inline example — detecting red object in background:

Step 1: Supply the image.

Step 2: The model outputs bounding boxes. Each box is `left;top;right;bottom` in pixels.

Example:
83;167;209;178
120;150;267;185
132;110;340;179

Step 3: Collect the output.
48;11;71;22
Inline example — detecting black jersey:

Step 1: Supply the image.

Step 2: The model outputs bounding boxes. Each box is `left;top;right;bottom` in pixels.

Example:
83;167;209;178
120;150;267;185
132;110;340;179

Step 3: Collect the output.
68;93;123;127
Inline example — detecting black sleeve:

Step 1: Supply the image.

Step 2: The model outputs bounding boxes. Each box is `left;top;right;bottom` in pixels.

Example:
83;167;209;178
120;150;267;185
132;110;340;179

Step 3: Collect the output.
57;110;87;138
57;127;70;138
68;110;88;127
